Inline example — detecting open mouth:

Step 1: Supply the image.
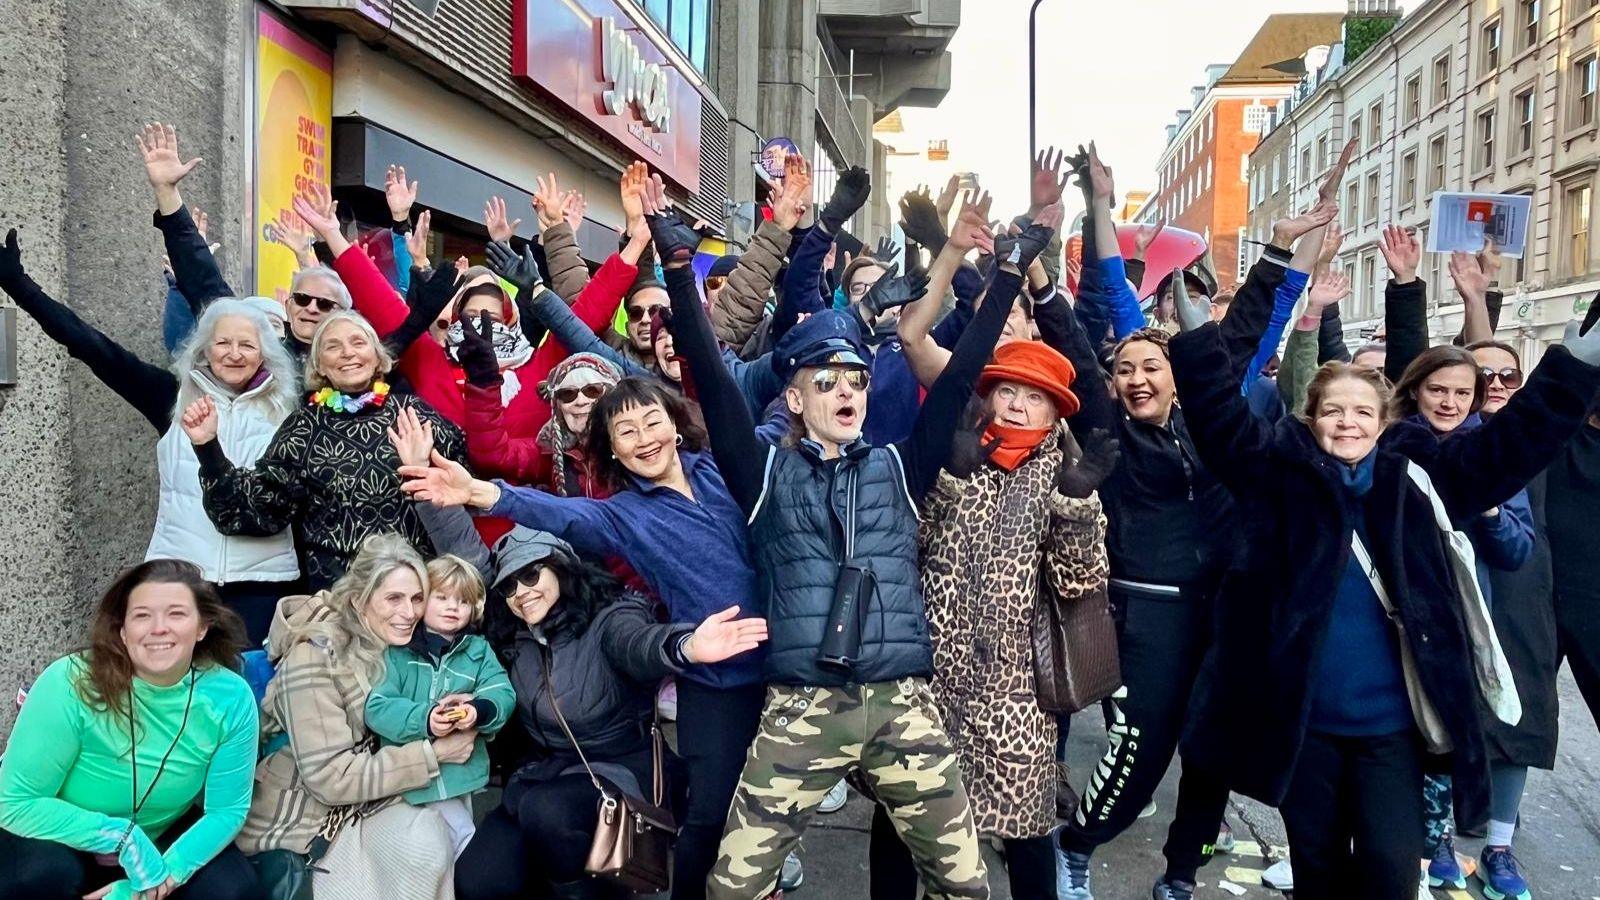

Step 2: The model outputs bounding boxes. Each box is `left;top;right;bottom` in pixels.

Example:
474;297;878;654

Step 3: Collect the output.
143;641;176;653
1127;389;1154;405
834;404;857;425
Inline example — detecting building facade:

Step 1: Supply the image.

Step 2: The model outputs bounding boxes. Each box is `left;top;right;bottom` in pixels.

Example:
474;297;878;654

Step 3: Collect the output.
1245;0;1600;358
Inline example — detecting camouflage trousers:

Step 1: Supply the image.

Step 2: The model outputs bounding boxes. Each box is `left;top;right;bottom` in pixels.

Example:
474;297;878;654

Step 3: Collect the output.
705;677;988;900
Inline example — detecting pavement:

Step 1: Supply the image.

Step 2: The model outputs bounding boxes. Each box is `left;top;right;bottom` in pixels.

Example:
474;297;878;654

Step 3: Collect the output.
793;668;1600;899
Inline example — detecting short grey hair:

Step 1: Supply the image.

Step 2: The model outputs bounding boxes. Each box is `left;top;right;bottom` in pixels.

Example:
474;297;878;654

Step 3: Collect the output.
306;310;395;392
290;265;352;309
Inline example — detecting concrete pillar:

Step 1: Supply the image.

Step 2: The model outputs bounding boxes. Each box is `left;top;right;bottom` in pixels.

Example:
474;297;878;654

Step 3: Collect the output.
0;0;251;734
757;0;820;161
715;0;763;245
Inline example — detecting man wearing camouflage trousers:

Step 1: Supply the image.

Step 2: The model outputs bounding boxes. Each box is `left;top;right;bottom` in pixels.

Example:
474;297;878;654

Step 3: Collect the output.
655;182;1053;898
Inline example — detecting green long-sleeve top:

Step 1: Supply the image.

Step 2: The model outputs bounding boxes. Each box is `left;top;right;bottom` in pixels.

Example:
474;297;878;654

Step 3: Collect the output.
0;654;259;898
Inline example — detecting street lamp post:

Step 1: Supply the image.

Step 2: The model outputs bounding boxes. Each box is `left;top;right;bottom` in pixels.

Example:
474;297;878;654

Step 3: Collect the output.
1029;0;1046;166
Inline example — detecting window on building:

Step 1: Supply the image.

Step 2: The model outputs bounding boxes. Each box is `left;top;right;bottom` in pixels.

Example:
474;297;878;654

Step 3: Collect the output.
1518;0;1541;52
1206;158;1213;189
1405;72;1422;124
1363;253;1379;317
1568;182;1593;276
1433;53;1452;108
1369;101;1383;147
1475;107;1497;171
1429;132;1448;193
1482;18;1502;73
1268;156;1277;192
1317;135;1329;171
640;0;713;71
1240;154;1250;182
1346;181;1360;228
1300;146;1312;182
1350;113;1363;152
1243;104;1269;133
1573;54;1598;130
1237;227;1249;281
1365;169;1380;222
1401;150;1418;206
1513;88;1535;156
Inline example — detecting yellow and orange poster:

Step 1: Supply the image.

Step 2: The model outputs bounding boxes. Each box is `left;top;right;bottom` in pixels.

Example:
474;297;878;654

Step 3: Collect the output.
255;9;331;296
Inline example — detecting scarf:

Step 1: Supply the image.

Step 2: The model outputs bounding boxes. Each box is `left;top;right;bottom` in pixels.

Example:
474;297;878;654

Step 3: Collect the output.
445;320;534;405
981;421;1054;472
1337;449;1376;497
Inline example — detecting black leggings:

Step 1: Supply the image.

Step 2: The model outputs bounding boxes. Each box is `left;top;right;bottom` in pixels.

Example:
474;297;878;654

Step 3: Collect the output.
1057;583;1231;883
1278;729;1424;900
456;773;630;900
868;804;1055;899
218;578;302;647
672;679;765;900
0;826;264;900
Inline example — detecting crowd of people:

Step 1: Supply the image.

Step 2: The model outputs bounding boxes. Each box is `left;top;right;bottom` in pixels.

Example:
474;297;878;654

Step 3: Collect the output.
0;117;1597;900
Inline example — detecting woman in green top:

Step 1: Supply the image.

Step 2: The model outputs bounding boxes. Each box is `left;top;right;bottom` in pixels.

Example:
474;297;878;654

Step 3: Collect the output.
0;559;261;900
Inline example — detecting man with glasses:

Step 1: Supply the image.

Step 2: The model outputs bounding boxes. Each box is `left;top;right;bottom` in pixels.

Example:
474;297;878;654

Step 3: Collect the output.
285;264;352;362
614;279;670;373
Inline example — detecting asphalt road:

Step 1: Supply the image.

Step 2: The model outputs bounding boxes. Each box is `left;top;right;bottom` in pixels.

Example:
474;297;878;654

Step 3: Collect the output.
794;668;1600;899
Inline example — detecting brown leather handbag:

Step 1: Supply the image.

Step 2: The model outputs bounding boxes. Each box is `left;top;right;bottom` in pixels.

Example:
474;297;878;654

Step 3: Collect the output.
1031;572;1122;714
548;691;677;892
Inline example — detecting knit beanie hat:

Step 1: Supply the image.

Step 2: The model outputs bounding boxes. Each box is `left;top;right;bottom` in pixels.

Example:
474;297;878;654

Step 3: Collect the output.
539;352;623;401
978;340;1081;418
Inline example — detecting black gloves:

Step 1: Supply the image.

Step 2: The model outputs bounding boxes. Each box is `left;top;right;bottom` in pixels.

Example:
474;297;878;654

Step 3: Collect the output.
995;221;1056;272
1057;429;1120;499
646;210;701;264
898;191;947;254
0;229;29;294
873;236;900;262
819;167;871;233
946;425;999;480
485;240;543;296
457;311;502;388
859;261;930;318
408;263;463;322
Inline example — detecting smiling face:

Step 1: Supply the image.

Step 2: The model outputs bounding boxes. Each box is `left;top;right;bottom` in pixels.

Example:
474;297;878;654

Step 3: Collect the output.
653;329;681;381
1312;376;1385;464
1113;340;1176;425
987;379;1059;430
207;314;265;392
1415;363;1478;432
1472;345;1522;414
557;385;606;435
625;286;669;351
505;565;561;627
786;365;869;454
120;581;207;685
607;400;682;482
361;568;425;646
423;589;473;637
289;273;341;342
316;318;380;393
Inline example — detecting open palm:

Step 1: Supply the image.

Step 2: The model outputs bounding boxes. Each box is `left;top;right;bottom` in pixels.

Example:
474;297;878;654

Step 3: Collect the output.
398;450;475;507
688;607;769;664
136;123;202;188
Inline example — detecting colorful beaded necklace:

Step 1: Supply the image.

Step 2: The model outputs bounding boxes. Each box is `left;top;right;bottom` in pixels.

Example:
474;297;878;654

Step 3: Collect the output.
309;380;390;413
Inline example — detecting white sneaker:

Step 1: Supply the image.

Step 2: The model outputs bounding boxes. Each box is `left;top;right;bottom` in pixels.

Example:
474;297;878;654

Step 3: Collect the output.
1262;858;1293;891
817;780;849;814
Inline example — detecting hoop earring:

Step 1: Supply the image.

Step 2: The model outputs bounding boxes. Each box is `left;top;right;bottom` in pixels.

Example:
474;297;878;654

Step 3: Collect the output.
674;434;684;446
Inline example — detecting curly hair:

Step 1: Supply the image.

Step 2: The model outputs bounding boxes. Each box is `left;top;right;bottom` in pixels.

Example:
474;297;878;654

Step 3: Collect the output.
583;376;708;490
79;559;246;718
1112;327;1171;361
484;549;624;650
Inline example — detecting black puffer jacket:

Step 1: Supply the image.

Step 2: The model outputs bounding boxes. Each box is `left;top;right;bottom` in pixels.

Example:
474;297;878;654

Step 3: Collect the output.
506;595;692;760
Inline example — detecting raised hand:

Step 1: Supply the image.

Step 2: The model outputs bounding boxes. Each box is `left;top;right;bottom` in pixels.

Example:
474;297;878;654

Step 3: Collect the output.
180;396;219;445
561;190;587;232
1057;429;1119;499
819;166;871;232
483;196;521;244
769;153;813;230
1318;221;1346;268
996;214;1058;272
406;209;432;266
1478;238;1503;284
874;235;901;262
934;173;962;224
1030;145;1070;213
532;172;566;231
1271;199;1338;249
899;185;947;251
1306;267;1351;314
291;182;341;240
386;405;436;468
620;161;649;229
485;239;544;295
1171;267;1212;333
685;606;770;664
385;164;418;223
946;191;994;253
1079;142;1115;205
1448;250;1490;302
1134;219;1167;257
271;210;315;262
400;449;480;507
1377;224;1421;284
1563;316;1600;365
0;228;27;292
136;123;203;190
645;175;701;265
191;206;210;242
860;262;929;317
456;311;503;387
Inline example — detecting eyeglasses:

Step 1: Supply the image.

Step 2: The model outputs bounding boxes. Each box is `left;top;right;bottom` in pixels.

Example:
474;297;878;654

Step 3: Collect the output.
1481;367;1523;389
626;303;668;323
809;368;870;394
847;281;873;297
554;384;609;404
704;276;727;291
290;292;338;313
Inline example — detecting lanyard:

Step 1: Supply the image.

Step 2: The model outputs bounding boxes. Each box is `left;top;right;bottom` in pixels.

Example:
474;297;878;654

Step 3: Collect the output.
127;669;197;821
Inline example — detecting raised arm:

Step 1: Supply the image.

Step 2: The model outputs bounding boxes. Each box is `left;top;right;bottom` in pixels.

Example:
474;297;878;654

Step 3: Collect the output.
1034;286;1116;437
900;192;993;388
1168;311;1278;498
1073;144;1145;339
1377;224;1428;382
1449;250;1495;345
136;123;233;314
534;173;593;302
486;239;648;377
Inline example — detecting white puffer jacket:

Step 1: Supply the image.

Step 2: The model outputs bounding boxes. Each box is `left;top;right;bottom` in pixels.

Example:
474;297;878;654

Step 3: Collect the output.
145;370;299;583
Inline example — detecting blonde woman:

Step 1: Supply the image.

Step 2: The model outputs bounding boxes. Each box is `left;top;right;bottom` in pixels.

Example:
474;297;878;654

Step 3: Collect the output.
184;311;466;590
238;533;475;900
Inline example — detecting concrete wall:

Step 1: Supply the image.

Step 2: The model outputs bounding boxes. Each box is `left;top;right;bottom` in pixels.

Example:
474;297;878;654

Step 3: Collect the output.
0;0;249;734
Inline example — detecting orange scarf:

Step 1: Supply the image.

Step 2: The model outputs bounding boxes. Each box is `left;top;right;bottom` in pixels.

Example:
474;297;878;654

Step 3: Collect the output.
981;422;1053;472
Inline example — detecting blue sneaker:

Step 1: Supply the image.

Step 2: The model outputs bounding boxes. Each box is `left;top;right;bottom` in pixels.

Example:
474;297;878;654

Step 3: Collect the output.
1479;846;1532;900
1428;833;1467;890
1151;877;1195;900
1056;846;1094;900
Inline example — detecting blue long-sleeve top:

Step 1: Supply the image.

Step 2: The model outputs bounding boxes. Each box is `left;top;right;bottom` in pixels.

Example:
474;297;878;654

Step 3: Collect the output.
162;272;196;357
487;449;764;689
1092;254;1146;340
1471;487;1535;574
1241;267;1310;394
776;224;833;342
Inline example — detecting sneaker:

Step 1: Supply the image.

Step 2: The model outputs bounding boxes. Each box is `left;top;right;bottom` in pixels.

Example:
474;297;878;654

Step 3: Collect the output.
1479;846;1533;900
778;851;804;891
1214;820;1237;854
1055;761;1081;819
1137;799;1158;819
1056;846;1094;900
817;780;849;815
1262;858;1293;891
1151;877;1195;900
1427;833;1469;890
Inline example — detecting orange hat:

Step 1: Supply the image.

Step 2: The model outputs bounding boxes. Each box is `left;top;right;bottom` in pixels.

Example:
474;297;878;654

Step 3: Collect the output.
977;340;1081;418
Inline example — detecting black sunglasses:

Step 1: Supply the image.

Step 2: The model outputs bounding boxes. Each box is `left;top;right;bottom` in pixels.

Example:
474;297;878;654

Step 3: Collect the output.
625;302;667;323
290;292;338;313
1481;367;1523;389
554;384;608;404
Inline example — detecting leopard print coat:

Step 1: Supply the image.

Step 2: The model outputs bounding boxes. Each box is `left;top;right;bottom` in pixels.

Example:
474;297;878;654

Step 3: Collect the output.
919;427;1110;839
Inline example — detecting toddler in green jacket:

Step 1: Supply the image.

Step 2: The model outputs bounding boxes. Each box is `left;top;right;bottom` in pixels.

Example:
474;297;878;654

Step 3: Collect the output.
365;555;514;856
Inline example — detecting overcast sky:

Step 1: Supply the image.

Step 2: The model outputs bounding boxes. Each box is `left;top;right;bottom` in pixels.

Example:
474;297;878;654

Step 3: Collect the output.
882;0;1350;222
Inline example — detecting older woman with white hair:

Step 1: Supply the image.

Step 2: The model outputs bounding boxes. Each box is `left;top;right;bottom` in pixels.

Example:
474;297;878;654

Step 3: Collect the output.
0;228;302;642
239;533;473;900
185;310;466;591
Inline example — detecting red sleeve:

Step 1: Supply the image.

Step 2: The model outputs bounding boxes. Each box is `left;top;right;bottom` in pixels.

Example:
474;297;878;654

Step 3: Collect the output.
571;254;637;332
464;382;554;484
333;244;409;337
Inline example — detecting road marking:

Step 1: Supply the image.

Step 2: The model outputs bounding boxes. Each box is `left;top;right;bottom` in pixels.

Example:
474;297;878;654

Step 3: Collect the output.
1228;840;1290;859
1223;866;1264;885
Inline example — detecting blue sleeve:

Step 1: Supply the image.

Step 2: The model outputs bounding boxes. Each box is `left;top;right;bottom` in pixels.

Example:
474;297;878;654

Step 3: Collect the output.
1471;488;1535;572
774;225;832;342
1242;267;1310;394
528;288;650;377
1093;254;1146;340
487;482;627;559
162;274;197;357
723;348;782;420
391;231;412;296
